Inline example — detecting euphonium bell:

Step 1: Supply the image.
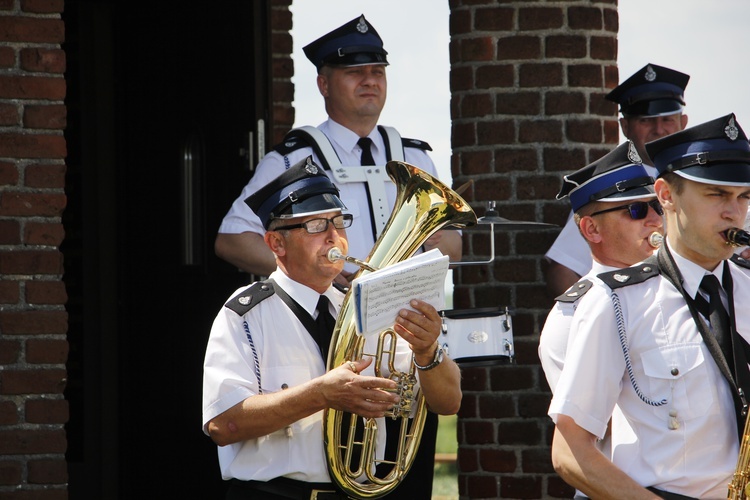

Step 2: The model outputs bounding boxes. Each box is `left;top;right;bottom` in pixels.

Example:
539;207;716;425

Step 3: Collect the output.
323;161;476;498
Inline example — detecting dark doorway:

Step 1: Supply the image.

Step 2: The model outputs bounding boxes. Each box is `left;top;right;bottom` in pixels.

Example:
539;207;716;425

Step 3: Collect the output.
63;2;269;497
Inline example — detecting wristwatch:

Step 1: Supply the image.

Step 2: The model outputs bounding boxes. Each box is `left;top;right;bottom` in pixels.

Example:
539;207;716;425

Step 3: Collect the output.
413;345;444;371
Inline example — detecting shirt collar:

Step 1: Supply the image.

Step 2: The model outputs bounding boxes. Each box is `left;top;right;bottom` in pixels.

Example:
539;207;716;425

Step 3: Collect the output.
323;118;383;159
590;260;614;275
665;238;725;298
269;268;341;316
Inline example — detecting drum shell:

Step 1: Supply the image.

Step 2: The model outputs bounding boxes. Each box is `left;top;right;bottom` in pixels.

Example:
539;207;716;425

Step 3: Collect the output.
440;307;514;367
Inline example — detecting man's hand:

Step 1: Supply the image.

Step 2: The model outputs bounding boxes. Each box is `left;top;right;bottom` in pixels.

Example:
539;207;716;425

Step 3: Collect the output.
393;299;441;361
333;269;356;287
320;357;399;418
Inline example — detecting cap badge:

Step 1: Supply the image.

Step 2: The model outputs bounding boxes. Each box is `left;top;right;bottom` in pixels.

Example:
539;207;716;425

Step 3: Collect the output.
725;116;740;141
356;15;369;34
627;141;643;164
613;273;630;283
644;65;657;82
305;163;319;175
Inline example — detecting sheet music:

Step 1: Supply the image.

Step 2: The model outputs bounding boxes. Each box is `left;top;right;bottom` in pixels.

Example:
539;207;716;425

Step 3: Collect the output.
352;249;449;336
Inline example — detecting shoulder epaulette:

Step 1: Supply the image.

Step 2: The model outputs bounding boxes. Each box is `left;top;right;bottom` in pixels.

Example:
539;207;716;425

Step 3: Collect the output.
401;137;432;151
555;279;593;303
272;132;313;156
224;281;276;316
731;254;750;270
597;262;660;290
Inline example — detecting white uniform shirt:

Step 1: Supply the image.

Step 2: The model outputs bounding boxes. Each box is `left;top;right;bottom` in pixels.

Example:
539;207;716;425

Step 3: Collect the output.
544;213;593;277
218;119;437;272
545;165;659;277
202;269;414;482
549;240;750;498
539;260;613;393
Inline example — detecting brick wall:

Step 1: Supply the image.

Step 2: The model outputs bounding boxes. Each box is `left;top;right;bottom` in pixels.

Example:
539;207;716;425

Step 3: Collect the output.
270;0;295;144
0;0;68;498
449;1;619;498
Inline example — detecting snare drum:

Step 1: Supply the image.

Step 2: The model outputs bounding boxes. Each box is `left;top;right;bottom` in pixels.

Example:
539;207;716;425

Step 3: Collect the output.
439;306;515;366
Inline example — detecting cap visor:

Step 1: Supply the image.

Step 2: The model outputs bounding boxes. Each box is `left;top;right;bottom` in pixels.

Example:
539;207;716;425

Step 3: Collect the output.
675;163;750;187
274;193;348;220
597;185;657;203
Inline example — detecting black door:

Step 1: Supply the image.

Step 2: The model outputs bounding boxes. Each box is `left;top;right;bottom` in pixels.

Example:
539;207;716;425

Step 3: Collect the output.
63;2;268;497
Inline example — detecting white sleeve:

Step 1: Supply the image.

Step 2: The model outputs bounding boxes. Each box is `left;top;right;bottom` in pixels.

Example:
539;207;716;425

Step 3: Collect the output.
548;284;623;439
201;299;260;433
218;149;320;235
545;211;592;277
538;301;575;393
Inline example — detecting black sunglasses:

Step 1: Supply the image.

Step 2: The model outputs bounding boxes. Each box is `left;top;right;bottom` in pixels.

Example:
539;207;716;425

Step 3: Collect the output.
590;199;663;220
272;213;353;234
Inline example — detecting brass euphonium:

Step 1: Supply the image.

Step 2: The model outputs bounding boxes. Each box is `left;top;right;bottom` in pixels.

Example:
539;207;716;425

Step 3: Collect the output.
323;160;476;498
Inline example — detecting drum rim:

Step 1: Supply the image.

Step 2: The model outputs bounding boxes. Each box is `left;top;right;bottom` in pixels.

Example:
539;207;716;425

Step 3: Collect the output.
441;306;509;319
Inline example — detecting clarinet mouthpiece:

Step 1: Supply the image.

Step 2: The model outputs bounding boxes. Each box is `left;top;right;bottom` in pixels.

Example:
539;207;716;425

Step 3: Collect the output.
725;227;750;247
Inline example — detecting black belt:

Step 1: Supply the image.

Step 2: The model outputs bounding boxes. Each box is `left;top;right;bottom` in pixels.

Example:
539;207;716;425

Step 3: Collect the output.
646;486;697;500
227;477;345;500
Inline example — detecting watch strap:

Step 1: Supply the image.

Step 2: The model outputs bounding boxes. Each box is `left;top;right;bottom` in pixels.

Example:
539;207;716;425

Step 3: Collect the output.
413;345;443;371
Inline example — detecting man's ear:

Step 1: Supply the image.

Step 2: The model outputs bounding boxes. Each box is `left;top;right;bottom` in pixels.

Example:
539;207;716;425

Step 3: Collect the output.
655;178;674;211
619;117;629;137
264;231;286;257
579;215;603;244
317;73;328;98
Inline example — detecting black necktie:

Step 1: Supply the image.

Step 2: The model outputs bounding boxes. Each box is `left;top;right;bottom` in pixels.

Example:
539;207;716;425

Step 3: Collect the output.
315;295;336;361
699;274;733;373
357;137;375;166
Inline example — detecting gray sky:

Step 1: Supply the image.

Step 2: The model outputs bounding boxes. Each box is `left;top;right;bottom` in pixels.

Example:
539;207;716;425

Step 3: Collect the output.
290;1;750;183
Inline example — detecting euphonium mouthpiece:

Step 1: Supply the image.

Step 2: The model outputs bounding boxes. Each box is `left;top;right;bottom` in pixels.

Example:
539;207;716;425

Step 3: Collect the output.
327;247;345;263
648;232;663;249
327;247;379;272
724;227;750;248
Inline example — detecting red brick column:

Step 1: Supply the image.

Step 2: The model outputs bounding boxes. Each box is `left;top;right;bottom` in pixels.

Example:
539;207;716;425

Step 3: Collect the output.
449;1;618;497
270;0;295;145
0;0;68;498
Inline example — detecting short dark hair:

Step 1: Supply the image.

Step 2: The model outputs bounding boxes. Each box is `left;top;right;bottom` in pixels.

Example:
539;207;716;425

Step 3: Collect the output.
660;172;685;194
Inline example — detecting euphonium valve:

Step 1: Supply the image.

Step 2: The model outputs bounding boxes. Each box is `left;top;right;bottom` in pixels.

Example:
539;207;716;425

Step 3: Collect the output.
648;232;663;249
328;246;379;273
323;161;476;498
725;227;750;248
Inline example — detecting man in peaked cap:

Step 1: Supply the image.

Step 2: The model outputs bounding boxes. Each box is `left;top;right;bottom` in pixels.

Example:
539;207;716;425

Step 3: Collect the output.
608;63;690;163
549;114;750;498
215;14;460;281
202;157;462;500
538;142;663;497
213;15;458;498
544;63;690;298
539;140;664;393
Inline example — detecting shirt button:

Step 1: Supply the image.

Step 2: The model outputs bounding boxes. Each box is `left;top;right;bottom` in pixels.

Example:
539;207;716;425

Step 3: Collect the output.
671;367;679;376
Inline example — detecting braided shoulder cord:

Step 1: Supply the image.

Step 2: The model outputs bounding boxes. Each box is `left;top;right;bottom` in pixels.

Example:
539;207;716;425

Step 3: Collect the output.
243;320;263;394
610;292;667;407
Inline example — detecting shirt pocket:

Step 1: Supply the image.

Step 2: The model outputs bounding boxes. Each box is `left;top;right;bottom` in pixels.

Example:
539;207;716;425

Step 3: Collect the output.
641;342;714;420
338;196;361;222
261;365;315;437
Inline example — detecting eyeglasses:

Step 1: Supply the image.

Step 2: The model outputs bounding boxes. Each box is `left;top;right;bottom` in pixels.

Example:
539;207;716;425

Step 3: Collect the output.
272;213;353;234
590;199;664;220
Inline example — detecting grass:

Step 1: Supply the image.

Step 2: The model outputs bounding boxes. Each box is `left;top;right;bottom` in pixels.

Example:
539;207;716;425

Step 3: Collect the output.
432;414;458;499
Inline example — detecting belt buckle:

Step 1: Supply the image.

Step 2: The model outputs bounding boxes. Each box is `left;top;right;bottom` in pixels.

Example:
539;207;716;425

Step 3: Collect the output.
310;489;336;499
